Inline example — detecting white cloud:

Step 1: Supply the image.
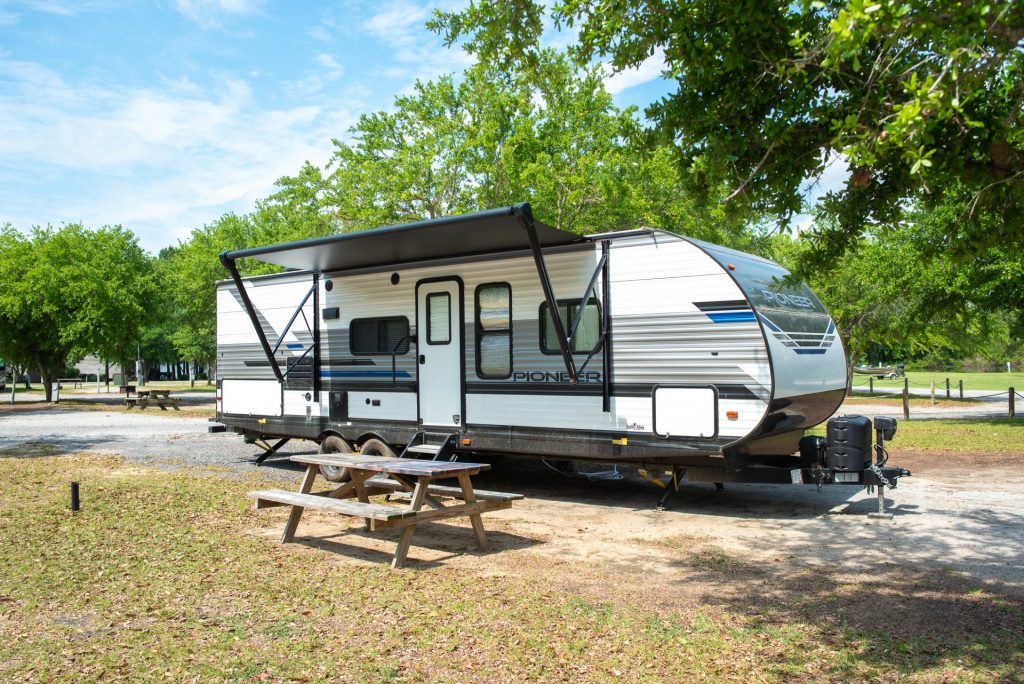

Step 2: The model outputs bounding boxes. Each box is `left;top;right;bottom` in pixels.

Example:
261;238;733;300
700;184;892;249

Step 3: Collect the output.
360;0;474;83
172;0;263;28
0;56;358;252
603;49;667;95
315;54;344;79
283;53;347;98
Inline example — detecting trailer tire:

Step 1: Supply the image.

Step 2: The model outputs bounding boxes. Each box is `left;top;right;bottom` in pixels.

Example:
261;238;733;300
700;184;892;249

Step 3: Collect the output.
358;438;396;459
319;435;352;482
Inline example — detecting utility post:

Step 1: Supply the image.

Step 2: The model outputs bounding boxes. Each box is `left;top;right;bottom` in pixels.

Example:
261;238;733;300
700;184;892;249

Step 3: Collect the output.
136;341;145;387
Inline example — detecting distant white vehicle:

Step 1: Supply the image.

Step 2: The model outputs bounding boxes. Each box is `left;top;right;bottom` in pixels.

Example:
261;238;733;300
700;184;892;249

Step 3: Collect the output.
853;363;905;379
212;204;909;511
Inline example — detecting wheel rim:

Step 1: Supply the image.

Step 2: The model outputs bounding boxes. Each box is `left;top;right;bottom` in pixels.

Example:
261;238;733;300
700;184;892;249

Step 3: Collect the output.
319;435;352;482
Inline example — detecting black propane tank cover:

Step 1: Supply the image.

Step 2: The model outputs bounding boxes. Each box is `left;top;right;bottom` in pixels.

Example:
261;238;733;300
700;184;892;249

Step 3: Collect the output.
798;435;827;467
825;414;872;471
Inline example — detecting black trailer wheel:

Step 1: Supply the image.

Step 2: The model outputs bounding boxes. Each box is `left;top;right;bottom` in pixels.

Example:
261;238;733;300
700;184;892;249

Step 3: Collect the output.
358;438;396;459
319;435;352;482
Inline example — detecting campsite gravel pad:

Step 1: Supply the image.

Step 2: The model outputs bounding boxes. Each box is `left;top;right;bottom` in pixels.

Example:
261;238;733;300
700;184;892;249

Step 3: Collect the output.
0;405;309;480
1;403;1021;595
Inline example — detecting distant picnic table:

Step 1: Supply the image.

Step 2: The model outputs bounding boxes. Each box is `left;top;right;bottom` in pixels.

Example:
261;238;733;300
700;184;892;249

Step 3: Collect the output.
250;453;523;568
123;387;180;410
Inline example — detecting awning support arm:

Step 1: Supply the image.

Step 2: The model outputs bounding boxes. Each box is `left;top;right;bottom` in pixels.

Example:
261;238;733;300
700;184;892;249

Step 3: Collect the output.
219;252;284;383
271;283;316;355
567;251;607;343
600;240;612;413
514;203;578;384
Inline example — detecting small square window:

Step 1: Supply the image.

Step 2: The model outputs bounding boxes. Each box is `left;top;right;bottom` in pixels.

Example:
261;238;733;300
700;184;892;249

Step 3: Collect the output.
350;317;410;355
540;299;601;355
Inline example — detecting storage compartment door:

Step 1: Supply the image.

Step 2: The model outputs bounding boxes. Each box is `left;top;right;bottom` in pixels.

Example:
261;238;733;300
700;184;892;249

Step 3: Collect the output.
222;379;283;417
653;386;718;438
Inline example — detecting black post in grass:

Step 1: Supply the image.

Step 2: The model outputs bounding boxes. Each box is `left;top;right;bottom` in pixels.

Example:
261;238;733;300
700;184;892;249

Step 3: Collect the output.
70;482;80;512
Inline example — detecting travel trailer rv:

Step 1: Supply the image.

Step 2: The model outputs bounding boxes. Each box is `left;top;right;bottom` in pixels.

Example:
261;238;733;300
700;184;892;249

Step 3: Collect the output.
215;204;908;511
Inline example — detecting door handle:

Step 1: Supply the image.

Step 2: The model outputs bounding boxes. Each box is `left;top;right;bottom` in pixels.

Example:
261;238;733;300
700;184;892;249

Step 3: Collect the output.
419;354;425;364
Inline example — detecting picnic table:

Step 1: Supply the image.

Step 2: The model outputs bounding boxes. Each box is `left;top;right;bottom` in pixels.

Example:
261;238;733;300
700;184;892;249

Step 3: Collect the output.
57;377;83;389
250;453;523;568
124;388;180;410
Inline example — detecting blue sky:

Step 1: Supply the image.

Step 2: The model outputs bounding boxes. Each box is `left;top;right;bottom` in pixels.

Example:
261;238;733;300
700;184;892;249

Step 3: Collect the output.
0;0;676;253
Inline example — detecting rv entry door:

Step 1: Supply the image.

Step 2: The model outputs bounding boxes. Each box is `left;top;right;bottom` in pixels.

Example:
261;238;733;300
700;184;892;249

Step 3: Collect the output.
416;278;463;427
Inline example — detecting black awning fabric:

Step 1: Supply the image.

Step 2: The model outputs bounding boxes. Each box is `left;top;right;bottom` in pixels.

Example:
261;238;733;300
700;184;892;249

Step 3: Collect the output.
221;204;585;273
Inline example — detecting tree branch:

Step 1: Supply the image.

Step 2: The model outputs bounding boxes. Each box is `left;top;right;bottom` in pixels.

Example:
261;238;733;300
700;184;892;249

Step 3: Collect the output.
722;140;779;203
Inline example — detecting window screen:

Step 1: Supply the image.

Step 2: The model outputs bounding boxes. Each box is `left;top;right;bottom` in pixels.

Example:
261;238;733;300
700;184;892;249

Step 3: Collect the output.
350;317;410;355
476;283;511;378
540;299;601;354
426;293;451;345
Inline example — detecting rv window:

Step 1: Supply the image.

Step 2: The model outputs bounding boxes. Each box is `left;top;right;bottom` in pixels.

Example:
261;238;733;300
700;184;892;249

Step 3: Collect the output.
540;299;600;355
476;283;511;379
350;317;410;356
426;293;451;345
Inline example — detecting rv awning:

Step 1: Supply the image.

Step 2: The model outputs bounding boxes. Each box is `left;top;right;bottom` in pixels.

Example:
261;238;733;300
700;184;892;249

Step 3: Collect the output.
220;204;585;273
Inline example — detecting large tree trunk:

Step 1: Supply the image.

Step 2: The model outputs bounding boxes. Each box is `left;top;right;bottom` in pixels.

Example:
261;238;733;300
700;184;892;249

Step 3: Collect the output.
38;362;54;402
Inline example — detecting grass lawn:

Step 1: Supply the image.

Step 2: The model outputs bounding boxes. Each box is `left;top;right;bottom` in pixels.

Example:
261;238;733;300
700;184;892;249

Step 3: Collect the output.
887;419;1024;453
853;371;1024;393
808;418;1024;454
1;453;1021;683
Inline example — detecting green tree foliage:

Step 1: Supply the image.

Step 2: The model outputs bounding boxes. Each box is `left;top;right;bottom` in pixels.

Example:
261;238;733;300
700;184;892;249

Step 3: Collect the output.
298;51;749;243
432;1;1024;264
769;213;1010;389
0;224;158;400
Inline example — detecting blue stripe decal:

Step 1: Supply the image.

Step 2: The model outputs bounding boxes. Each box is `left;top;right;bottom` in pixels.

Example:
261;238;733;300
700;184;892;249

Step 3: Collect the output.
826;320;836;335
707;311;756;323
759;314;782;332
794;348;827;355
320;370;413;378
286;343;304;350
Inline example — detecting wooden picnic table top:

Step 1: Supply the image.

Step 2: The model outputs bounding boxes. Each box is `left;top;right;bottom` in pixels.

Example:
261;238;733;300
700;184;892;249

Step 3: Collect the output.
291;453;488;478
136;388;172;397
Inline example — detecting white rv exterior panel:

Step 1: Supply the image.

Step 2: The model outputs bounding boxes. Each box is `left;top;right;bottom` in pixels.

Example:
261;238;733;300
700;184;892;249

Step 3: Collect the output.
348;391;417;422
283;390;316;416
653;387;717;438
222;379;282;416
217;272;317;381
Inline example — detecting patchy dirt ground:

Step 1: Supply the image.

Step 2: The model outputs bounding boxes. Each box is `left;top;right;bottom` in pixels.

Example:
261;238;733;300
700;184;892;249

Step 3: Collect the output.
3;403;1022;601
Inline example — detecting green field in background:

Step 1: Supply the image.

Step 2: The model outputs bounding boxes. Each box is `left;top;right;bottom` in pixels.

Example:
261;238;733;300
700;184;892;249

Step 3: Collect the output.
852;371;1024;393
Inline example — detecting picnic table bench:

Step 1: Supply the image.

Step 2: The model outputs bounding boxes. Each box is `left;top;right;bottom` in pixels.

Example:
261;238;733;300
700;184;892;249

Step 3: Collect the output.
124;388;180;410
250;453;523;568
57;377;83;389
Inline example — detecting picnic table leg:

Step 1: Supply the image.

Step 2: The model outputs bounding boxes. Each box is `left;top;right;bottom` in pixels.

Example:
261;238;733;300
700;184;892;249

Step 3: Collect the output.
457;474;489;550
351;470;373;531
281;464;318;543
392;477;430;569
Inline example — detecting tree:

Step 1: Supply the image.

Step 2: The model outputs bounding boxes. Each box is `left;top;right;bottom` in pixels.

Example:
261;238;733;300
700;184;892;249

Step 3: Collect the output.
432;1;1024;267
284;50;751;243
0;224;158;401
768;216;1004;391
